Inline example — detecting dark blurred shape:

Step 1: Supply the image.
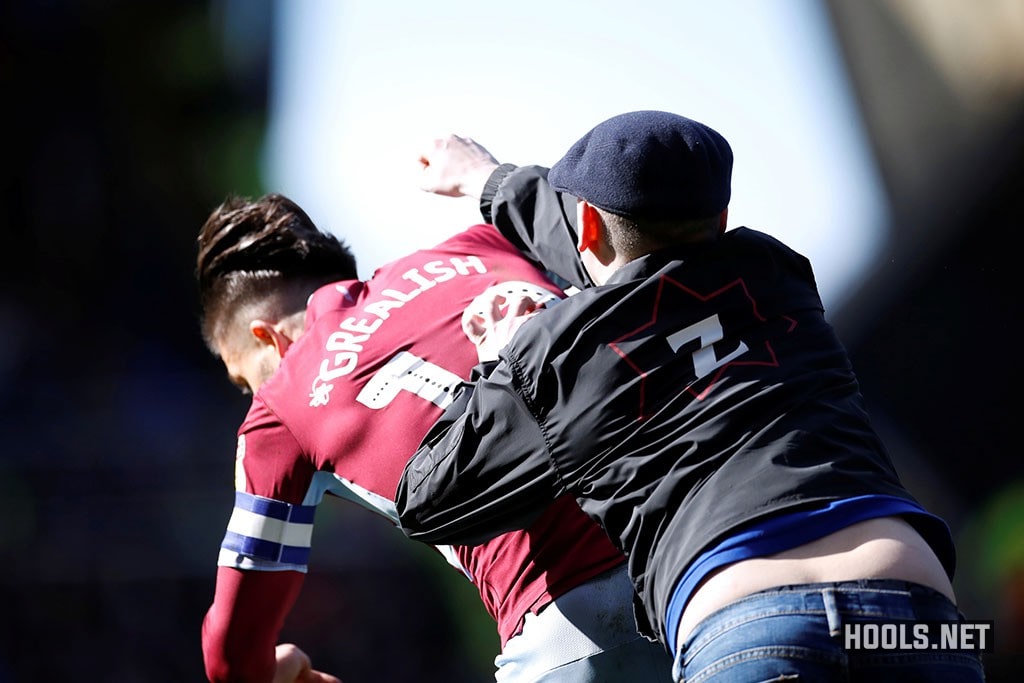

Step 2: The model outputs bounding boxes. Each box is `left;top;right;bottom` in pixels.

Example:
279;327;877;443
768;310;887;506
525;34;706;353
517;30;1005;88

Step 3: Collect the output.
0;1;489;680
825;1;1024;678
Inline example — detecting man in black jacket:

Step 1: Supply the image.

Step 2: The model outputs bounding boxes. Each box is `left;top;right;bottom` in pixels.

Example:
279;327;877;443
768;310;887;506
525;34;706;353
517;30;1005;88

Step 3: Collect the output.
396;111;985;682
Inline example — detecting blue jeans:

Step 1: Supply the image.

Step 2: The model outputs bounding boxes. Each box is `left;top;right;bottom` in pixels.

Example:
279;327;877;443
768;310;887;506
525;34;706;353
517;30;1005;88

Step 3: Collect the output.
673;580;985;682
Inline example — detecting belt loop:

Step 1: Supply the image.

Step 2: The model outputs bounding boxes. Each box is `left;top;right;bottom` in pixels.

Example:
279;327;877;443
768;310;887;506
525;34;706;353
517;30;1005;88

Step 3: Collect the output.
822;587;842;637
672;642;685;683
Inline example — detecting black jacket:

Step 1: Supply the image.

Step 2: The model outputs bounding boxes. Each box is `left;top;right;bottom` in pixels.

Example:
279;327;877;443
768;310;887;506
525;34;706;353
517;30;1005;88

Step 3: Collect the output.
396;165;956;644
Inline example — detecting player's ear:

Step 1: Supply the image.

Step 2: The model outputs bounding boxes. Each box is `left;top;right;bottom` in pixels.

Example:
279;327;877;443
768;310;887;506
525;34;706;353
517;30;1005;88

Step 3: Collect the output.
250;319;292;358
577;201;603;254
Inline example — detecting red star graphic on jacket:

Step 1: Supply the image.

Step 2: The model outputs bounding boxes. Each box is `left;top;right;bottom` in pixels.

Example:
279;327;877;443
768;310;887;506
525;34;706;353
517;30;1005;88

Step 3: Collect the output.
608;275;797;419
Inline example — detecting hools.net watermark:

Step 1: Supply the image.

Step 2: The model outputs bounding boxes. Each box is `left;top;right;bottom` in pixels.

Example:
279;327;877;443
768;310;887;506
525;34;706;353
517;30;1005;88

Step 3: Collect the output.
843;621;993;652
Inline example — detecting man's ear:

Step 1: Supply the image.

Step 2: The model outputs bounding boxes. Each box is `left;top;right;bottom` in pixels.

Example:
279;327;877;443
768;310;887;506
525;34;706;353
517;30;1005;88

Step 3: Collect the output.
250;319;292;358
577;201;603;254
717;207;728;234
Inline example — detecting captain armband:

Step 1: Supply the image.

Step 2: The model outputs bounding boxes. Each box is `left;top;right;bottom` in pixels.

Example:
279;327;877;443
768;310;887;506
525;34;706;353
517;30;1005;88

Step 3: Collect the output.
217;491;316;572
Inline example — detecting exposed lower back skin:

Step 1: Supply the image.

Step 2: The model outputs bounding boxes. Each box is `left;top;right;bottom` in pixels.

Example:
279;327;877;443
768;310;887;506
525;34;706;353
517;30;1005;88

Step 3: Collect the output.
678;516;956;644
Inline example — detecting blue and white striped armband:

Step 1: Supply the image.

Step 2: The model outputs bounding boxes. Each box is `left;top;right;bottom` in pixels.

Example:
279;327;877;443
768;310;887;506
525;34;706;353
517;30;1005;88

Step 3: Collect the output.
217;491;316;572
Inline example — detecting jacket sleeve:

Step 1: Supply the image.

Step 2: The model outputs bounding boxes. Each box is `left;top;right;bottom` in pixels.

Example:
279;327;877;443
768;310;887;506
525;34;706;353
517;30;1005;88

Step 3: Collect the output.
480;164;594;292
395;359;563;546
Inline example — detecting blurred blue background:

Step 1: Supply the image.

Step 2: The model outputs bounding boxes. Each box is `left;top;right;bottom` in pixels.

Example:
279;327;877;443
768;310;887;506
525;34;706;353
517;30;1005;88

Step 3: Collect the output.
2;1;1022;680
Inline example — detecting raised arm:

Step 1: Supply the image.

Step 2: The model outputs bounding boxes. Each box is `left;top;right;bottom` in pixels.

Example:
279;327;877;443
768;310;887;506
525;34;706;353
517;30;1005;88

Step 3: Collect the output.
419;135;592;291
417;134;500;199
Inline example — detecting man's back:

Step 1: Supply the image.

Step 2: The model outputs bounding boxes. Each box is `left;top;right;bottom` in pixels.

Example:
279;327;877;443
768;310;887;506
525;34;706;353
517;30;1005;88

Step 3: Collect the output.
396;115;982;681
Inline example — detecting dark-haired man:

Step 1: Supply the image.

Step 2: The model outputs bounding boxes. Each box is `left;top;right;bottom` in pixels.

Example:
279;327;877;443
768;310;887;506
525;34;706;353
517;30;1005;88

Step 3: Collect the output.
396;111;986;681
196;194;673;682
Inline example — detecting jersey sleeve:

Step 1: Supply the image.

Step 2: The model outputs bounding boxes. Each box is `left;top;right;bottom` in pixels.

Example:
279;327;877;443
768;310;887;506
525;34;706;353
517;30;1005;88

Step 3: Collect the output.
218;399;320;573
205;402;317;680
481;164;594;292
202;567;305;682
396;359;562;546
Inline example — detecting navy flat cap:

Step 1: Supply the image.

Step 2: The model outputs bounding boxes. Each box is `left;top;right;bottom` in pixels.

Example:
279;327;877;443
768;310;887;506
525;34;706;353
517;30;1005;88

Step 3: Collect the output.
548;110;733;221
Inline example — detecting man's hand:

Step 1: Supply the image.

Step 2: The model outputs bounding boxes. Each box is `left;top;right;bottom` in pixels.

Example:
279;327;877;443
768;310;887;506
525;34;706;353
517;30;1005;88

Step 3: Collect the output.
273;643;343;683
462;293;540;363
418;134;500;199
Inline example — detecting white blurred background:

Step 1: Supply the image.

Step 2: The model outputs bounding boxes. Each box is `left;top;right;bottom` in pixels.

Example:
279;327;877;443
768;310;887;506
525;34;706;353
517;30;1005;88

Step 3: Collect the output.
263;0;886;312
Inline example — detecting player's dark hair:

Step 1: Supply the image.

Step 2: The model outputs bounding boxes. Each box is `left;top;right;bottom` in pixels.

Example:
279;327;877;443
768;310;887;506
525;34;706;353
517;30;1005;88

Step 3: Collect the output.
196;193;357;351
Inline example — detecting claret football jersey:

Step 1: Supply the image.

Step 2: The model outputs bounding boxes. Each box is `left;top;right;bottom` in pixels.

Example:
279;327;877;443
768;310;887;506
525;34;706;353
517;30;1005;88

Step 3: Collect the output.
218;224;624;644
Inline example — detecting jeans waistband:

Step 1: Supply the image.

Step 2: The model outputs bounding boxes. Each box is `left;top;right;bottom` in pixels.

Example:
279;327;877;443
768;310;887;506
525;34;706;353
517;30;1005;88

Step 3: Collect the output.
680;579;962;653
746;579;950;607
734;580;955;618
673;580;977;683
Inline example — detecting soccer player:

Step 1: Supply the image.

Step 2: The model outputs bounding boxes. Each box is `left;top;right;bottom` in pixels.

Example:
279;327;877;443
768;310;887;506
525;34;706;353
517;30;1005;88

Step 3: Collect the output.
396;111;986;681
196;193;673;682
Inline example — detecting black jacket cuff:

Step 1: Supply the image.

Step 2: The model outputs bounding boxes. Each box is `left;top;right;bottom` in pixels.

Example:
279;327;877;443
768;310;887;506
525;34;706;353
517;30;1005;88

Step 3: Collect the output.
479;163;519;223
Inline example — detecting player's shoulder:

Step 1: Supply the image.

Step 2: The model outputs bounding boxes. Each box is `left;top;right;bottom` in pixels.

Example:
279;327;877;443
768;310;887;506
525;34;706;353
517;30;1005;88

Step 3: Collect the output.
435;223;517;254
237;388;294;447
